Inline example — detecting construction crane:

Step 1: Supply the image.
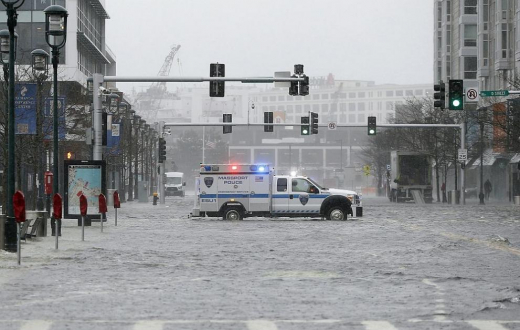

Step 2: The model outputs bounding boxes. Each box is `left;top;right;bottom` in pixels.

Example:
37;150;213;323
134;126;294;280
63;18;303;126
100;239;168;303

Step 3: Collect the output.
148;44;181;96
137;44;181;121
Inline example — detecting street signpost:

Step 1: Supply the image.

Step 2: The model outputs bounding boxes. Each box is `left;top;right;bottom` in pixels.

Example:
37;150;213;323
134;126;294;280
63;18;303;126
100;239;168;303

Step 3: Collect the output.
458;149;468;162
465;88;479;103
480;90;509;97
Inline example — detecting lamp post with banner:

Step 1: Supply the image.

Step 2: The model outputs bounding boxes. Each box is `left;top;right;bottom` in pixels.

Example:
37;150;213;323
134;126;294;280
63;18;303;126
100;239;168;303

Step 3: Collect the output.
0;0;24;252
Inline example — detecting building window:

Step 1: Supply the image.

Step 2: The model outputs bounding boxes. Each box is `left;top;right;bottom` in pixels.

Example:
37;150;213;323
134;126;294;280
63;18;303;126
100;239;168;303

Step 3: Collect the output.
349;114;356;123
278;96;285;102
340;103;346;112
396;90;403;97
464;25;477;47
313;94;320;100
415;90;424;96
322;94;329;99
312;104;320;112
322;104;329;112
482;34;489;66
501;23;508;58
358;92;365;98
349;92;356;98
464;56;477;79
296;105;302;113
262;96;268;102
406;90;413;96
386;102;393;111
287;105;294;113
358;103;365;111
270;96;276;102
386;91;394;97
464;0;477;14
357;114;365;123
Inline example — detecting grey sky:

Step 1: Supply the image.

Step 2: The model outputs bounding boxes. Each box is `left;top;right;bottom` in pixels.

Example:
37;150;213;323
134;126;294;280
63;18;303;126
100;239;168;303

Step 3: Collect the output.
105;0;433;94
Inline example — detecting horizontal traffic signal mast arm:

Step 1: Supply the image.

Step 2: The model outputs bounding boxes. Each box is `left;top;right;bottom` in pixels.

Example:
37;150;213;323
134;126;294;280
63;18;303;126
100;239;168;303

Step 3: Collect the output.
101;76;306;83
163;123;462;128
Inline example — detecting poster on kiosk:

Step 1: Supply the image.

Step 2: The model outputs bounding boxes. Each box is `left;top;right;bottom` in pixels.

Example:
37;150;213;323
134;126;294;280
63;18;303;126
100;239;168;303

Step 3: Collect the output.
63;160;106;224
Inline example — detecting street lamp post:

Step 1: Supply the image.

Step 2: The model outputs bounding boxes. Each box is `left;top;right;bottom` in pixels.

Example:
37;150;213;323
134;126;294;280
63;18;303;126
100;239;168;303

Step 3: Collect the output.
31;49;50;211
0;0;23;252
133;116;142;200
127;109;135;201
44;5;67;238
44;5;68;199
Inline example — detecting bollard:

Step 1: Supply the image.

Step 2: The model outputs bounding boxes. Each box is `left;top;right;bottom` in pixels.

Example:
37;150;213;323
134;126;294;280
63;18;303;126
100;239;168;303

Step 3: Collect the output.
80;194;87;241
113;191;121;226
99;194;107;233
53;194;63;250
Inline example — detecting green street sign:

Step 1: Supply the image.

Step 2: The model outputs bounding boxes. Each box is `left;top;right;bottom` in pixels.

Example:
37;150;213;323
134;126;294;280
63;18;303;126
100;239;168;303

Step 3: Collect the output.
480;90;509;97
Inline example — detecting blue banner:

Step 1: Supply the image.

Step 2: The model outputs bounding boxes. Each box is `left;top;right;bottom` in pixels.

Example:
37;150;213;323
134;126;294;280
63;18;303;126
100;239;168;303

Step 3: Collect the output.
107;119;122;156
15;83;37;135
44;97;66;140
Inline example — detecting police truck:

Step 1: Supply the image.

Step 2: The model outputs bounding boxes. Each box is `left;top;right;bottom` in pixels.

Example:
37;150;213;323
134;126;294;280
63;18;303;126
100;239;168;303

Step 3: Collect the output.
191;164;362;220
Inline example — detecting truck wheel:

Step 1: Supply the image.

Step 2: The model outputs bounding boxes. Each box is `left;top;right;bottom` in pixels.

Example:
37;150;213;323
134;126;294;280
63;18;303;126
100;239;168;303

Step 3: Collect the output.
223;208;242;220
327;207;347;221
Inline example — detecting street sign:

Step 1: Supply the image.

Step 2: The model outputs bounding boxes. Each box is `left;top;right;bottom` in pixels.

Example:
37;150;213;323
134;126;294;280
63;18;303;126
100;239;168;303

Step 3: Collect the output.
386;164;391;171
458;148;468;161
480;90;509;97
465;88;479;103
328;122;337;130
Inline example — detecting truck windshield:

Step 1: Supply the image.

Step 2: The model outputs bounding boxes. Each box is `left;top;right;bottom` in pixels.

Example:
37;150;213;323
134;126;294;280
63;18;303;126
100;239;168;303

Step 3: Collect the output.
307;177;324;190
165;177;182;185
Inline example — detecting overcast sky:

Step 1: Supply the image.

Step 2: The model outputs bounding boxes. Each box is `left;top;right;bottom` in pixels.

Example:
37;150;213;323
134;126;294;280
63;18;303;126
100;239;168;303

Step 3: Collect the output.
105;0;433;94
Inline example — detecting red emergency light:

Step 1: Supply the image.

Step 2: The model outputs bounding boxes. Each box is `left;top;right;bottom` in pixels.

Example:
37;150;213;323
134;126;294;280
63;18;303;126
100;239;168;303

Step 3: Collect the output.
231;165;238;170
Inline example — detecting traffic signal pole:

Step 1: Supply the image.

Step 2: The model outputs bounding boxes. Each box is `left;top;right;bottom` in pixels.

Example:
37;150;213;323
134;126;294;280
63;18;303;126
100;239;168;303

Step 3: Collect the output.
163;122;467;205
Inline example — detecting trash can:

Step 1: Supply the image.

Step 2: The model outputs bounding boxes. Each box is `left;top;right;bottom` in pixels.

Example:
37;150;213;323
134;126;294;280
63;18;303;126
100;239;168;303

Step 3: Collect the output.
107;189;116;207
514;196;520;205
450;190;459;205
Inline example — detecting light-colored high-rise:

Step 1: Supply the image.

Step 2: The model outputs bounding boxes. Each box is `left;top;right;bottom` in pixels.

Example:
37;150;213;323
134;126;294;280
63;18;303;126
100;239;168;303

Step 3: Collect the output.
434;0;520;92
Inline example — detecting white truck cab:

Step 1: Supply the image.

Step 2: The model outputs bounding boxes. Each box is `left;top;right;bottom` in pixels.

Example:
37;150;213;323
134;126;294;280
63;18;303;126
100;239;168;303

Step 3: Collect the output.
164;172;186;197
191;164;362;220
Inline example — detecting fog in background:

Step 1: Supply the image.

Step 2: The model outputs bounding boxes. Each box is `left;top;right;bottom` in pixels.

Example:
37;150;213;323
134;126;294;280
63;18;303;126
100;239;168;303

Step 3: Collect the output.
105;0;433;94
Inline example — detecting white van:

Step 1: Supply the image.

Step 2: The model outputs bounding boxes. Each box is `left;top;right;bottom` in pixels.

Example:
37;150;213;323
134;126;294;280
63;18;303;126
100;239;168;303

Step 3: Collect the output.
165;172;186;197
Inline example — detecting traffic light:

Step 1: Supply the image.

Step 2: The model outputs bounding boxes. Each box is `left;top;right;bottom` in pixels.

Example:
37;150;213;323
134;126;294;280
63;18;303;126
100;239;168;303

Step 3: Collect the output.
289;74;299;96
310;111;318;135
65;151;75;160
223;113;232;134
264;111;273;132
449;79;464;110
158;138;166;163
301;116;309;135
209;63;225;97
368;116;376;135
300;75;309;96
433;81;445;110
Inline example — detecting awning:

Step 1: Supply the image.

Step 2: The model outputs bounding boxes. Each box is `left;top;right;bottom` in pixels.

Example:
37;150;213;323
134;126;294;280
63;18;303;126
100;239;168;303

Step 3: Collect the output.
77;32;111;64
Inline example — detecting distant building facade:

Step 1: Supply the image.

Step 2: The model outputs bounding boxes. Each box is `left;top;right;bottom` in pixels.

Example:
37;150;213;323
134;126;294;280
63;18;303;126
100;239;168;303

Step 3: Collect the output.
434;0;520;92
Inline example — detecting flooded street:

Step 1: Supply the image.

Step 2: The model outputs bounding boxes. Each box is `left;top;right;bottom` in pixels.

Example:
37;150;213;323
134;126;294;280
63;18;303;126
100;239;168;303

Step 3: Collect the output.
1;196;519;329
